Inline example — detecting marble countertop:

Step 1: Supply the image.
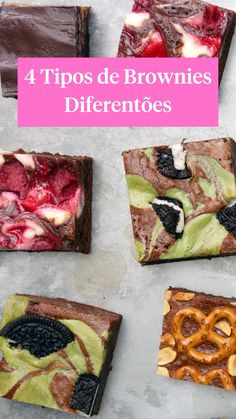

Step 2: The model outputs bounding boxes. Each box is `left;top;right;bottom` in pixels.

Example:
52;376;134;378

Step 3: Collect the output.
0;0;236;418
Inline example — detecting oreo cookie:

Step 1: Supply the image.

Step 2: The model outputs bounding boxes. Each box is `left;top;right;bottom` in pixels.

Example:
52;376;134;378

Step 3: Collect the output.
70;373;100;415
217;201;236;238
157;148;191;179
0;315;74;358
152;197;184;239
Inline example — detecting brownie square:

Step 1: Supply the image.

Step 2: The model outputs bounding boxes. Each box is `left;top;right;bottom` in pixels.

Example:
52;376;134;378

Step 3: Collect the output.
117;0;236;82
0;4;90;98
122;138;236;264
157;287;236;392
0;150;93;252
0;294;122;416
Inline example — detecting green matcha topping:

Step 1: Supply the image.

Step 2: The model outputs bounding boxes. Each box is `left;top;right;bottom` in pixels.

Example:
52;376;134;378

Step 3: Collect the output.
164;188;193;217
126;175;157;209
160;214;228;260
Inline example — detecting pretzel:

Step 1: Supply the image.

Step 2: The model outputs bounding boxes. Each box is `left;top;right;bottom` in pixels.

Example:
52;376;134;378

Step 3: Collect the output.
174;365;235;391
172;307;236;363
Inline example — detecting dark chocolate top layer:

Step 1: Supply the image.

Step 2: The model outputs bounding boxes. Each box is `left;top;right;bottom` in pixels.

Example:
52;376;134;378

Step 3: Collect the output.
0;4;90;97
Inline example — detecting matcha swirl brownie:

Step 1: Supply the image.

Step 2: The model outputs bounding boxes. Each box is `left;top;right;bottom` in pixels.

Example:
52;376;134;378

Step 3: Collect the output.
0;294;122;416
122;138;236;264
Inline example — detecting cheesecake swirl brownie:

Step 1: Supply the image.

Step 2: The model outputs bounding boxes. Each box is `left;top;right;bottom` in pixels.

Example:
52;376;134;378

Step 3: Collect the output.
0;4;90;98
122;138;236;264
0;150;92;252
118;0;236;81
0;294;122;416
157;288;236;392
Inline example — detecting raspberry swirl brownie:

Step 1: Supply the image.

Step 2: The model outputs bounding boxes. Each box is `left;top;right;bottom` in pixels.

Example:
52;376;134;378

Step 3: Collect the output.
122;138;236;264
117;0;236;81
0;294;122;415
0;150;92;252
157;288;236;392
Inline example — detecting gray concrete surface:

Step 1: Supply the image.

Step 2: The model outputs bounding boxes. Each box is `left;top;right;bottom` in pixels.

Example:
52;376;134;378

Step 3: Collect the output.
0;0;236;418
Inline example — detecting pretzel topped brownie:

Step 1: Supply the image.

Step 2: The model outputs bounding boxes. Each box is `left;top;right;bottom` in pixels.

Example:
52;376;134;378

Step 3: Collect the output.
157;288;236;391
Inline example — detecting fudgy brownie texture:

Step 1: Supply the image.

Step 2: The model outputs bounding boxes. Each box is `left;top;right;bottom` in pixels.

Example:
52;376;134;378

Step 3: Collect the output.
0;4;90;98
0;294;122;416
118;0;236;82
122;138;236;264
157;287;236;392
0;150;93;252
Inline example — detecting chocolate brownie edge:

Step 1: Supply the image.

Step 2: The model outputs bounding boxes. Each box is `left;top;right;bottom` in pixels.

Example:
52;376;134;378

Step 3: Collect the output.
219;10;236;83
76;156;93;253
92;315;122;415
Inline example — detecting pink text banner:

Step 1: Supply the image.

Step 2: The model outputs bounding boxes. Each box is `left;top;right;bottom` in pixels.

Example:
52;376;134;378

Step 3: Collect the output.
18;57;218;127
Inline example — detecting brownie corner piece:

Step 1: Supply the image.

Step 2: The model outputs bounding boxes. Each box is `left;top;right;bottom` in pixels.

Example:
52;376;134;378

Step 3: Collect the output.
0;293;122;416
117;0;236;82
122;138;236;264
0;150;93;252
157;287;236;392
0;4;91;98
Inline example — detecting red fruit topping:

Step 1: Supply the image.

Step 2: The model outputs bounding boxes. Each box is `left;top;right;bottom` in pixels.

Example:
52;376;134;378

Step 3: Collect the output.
140;30;168;57
1;215;61;250
0;161;31;199
200;36;221;56
183;4;227;41
35;156;52;177
22;184;54;212
202;5;226;36
60;186;83;214
0;155;82;250
51;168;77;203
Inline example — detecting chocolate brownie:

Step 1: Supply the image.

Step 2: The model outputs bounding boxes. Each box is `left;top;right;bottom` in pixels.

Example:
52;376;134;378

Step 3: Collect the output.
0;150;93;252
122;138;236;264
0;4;90;98
157;287;236;392
117;0;236;82
0;294;122;416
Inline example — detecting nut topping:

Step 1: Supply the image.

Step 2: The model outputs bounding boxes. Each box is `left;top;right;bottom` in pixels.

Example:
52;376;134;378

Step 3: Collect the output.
227;355;236;376
174;292;195;301
157;366;169;377
163;300;170;315
165;290;172;301
215;320;232;337
161;333;175;347
158;347;177;366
